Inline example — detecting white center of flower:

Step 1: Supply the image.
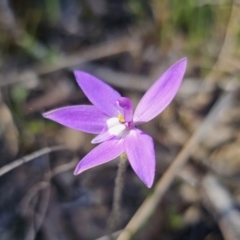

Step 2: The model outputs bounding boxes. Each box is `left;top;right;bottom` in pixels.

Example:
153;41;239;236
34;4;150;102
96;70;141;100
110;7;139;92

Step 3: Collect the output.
107;117;126;136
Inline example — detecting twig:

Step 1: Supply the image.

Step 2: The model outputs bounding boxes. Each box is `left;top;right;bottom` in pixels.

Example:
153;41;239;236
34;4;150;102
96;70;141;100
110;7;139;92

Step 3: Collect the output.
21;157;78;239
24;182;51;240
96;230;122;240
0;36;141;87
0;145;66;177
117;89;236;240
201;174;240;240
22;156;78;240
20;157;78;215
178;166;240;240
23;143;52;240
177;164;240;240
35;37;141;75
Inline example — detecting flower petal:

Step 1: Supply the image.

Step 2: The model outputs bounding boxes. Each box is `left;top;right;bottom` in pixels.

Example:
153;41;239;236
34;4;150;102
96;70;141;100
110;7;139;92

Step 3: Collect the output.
134;58;187;124
74;139;124;174
124;129;155;188
74;71;121;117
43;105;107;134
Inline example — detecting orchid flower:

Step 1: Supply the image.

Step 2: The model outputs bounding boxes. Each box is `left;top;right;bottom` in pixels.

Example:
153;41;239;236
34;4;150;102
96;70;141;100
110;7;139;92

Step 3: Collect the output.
43;58;187;188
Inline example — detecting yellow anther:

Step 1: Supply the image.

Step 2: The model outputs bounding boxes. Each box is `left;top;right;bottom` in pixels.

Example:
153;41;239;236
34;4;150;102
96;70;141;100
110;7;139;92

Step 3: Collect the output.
118;113;125;123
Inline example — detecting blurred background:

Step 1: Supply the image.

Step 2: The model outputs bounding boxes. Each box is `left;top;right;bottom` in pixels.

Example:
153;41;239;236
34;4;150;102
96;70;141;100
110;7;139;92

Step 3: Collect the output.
1;0;240;239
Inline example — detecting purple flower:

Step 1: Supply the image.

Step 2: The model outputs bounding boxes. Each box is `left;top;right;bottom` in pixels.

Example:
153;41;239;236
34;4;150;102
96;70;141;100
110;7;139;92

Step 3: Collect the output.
43;58;187;188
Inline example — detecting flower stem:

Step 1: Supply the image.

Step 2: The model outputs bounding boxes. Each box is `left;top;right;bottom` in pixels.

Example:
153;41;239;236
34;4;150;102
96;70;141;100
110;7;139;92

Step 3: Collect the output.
107;154;128;239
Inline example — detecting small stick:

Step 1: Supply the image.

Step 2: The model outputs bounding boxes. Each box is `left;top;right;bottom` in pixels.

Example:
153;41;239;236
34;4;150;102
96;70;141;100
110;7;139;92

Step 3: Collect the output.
201;174;240;240
0;36;141;87
20;157;78;215
96;230;122;240
20;157;78;240
0;145;65;177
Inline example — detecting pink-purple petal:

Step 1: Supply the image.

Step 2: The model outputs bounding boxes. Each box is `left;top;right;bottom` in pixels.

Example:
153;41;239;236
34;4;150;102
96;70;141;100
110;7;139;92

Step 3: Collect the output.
74;139;124;174
43;105;107;134
124;129;155;188
74;71;121;117
133;58;187;124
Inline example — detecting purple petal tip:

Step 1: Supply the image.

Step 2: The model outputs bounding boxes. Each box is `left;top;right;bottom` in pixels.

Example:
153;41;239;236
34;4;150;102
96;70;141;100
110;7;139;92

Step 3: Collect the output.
133;57;187;123
73;169;79;175
42;111;50;118
73;70;85;78
180;57;187;65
